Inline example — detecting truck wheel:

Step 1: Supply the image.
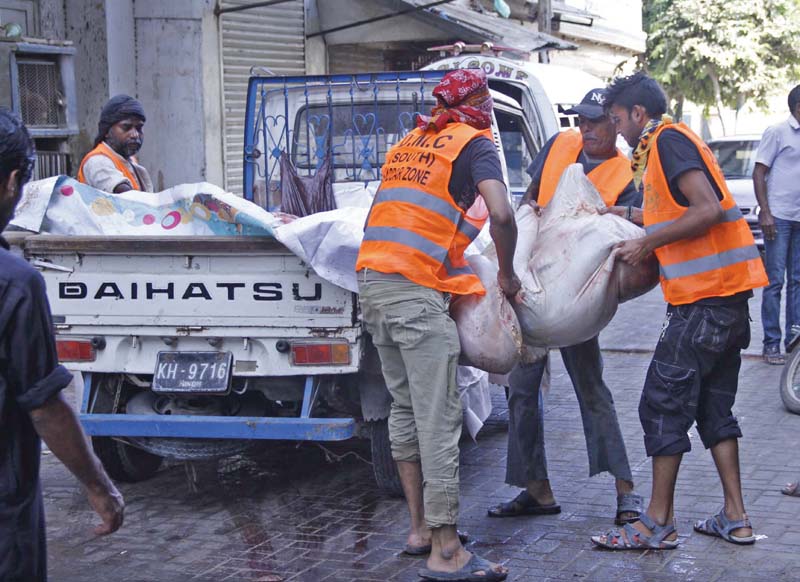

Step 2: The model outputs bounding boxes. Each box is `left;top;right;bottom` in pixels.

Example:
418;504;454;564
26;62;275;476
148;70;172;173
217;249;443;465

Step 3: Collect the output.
368;420;404;498
92;437;163;483
781;348;800;415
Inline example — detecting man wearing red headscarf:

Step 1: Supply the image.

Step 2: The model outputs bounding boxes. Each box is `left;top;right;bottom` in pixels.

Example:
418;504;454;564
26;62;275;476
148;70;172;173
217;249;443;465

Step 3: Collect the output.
356;70;518;581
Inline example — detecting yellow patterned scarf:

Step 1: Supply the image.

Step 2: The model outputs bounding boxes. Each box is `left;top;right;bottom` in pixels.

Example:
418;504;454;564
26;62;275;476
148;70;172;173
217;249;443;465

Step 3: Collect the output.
631;114;673;189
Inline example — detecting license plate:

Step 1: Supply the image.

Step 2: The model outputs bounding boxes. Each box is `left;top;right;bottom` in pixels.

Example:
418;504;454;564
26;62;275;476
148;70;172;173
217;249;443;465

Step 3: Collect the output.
152;351;233;394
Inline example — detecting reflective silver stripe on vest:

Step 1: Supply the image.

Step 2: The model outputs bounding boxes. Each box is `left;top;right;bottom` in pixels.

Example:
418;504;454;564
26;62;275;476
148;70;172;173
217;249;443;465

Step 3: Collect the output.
645;206;744;235
659;245;761;280
363;227;476;278
375;187;462;226
363;226;449;263
457;219;481;241
443;256;475;277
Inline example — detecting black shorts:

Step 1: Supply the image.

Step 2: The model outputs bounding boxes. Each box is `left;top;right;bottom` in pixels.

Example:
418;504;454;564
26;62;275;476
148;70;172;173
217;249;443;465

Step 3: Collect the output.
639;300;751;457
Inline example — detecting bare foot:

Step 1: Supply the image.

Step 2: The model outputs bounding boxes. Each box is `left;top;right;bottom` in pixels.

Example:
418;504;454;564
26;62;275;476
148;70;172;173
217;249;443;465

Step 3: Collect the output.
426;546;508;577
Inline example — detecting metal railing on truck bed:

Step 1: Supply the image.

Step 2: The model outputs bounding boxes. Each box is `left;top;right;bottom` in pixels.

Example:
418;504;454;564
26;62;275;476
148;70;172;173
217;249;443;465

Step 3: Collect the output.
243;70;447;208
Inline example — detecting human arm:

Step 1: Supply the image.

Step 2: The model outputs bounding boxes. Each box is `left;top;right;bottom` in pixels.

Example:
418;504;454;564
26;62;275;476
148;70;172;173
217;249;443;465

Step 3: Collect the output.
478;178;520;296
753;162;775;241
30;393;124;535
601;180;644;225
614;169;724;265
519;136;556;212
753;126;779;241
81;156;133;194
6;271;123;535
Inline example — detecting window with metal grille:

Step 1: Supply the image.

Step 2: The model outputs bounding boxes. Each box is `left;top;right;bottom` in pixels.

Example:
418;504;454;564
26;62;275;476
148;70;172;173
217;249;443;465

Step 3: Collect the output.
17;57;65;128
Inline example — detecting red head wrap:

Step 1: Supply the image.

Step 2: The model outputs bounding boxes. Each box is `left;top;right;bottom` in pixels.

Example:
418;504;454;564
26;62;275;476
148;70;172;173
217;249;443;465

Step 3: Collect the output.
417;69;494;132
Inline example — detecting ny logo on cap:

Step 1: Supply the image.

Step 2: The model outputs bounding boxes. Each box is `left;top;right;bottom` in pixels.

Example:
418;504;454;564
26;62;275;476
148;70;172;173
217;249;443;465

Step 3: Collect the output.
590;92;606;105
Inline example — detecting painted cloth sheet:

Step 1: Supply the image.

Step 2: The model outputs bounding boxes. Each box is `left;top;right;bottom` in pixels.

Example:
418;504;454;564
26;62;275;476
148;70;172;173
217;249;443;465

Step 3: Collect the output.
11;176;279;236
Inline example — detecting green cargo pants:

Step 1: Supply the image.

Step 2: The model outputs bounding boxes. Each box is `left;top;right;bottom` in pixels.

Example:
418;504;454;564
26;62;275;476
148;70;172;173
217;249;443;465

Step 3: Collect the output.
358;269;462;528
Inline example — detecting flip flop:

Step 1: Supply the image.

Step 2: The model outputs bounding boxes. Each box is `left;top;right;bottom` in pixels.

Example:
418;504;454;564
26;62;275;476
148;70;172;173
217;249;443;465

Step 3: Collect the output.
615;492;644;525
418;553;508;581
693;510;755;545
403;531;471;556
781;481;800;497
487;490;561;518
591;513;679;551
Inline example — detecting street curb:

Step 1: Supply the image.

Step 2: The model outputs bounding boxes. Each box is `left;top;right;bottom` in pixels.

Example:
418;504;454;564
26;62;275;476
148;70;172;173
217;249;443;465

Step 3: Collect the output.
601;347;767;361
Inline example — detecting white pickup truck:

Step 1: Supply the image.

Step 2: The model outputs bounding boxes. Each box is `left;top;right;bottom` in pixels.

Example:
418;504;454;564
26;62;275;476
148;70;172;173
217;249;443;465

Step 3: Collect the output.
8;52;564;494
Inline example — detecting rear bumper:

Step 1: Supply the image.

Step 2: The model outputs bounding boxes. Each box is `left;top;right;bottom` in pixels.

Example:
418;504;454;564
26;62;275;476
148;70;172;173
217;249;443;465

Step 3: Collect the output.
80;413;356;440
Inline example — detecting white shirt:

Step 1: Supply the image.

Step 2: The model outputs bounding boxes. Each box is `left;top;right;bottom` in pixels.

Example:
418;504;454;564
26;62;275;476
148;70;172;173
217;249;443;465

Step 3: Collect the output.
81;145;154;193
755;115;800;222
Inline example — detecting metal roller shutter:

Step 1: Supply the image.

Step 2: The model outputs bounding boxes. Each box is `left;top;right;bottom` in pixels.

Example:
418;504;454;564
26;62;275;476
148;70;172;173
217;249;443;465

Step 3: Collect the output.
219;0;305;195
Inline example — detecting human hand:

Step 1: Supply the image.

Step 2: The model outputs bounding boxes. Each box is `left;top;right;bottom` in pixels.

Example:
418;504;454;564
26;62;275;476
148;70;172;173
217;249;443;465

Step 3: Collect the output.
87;482;125;535
527;200;543;216
759;210;776;241
613;238;652;266
497;271;522;298
600;205;627;218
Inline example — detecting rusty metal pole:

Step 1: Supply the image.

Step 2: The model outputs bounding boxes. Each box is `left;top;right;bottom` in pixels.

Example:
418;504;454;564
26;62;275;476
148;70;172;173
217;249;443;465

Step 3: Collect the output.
537;0;553;64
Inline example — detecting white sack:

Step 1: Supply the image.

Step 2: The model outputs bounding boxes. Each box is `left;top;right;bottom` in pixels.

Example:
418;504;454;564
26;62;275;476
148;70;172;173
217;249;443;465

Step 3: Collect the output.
449;254;522;374
274;207;369;293
457;366;493;439
513;164;658;348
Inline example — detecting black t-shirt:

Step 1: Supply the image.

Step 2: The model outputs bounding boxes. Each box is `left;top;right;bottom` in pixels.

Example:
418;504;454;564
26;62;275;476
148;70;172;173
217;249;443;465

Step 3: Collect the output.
655;129;723;206
0;236;74;580
448;136;504;210
654;129;752;306
526;133;642;207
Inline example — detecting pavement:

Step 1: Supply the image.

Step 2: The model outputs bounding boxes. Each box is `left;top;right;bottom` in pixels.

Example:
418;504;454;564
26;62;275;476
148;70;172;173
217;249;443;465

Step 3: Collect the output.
42;287;800;582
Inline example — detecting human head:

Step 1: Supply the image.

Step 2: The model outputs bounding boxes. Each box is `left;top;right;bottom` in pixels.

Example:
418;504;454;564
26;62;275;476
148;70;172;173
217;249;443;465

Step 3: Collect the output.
0;107;35;232
565;89;617;158
604;72;668;148
789;84;800;122
95;94;146;158
429;69;493;130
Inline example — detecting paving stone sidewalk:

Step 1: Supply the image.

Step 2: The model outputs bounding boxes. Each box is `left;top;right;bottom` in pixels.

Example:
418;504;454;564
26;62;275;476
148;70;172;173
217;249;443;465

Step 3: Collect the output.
43;295;800;581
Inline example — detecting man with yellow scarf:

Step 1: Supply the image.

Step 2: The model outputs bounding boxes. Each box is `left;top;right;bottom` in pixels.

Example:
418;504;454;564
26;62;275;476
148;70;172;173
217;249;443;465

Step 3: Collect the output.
590;72;767;550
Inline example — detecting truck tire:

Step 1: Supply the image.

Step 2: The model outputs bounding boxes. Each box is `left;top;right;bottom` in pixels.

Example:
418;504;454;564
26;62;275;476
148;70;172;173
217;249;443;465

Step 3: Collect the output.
93;437;163;483
368;419;404;498
781;347;800;415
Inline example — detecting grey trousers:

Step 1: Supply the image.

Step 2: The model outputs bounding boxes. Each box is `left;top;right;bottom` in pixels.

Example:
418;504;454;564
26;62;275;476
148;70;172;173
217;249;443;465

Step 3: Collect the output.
358;270;462;528
505;336;633;488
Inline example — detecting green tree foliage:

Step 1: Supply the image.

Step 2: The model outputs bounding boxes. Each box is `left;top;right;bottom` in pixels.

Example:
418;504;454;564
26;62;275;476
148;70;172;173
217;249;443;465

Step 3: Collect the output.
644;0;800;123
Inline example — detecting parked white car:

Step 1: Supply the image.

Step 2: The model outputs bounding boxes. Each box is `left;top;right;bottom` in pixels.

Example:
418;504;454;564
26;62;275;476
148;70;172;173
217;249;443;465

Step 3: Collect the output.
707;135;763;249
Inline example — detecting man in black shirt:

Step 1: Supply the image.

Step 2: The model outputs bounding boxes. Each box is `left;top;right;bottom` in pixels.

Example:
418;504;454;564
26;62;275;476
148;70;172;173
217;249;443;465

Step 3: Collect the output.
0;108;124;581
592;73;765;550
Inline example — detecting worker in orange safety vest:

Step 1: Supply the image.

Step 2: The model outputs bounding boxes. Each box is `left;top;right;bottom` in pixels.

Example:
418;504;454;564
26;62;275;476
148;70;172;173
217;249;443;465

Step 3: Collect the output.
488;88;645;528
592;72;767;551
356;69;518;582
77;95;153;193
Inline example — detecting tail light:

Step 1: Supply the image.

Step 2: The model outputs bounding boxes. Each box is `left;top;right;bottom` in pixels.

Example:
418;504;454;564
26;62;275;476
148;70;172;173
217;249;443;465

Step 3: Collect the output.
56;339;96;362
290;341;351;365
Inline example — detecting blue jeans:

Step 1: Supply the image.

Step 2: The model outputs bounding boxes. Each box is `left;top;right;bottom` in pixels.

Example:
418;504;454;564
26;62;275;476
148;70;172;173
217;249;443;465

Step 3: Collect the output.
762;217;800;350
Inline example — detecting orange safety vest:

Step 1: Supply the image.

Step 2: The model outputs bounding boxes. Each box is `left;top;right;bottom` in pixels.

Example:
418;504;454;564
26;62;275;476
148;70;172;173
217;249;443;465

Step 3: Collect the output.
643;122;767;305
356;123;493;296
538;130;632;207
77;142;142;191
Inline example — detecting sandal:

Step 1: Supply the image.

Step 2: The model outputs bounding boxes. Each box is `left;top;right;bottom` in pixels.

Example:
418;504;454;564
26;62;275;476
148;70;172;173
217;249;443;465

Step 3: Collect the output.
487;490;561;518
693;510;755;545
404;531;471;556
781;481;800;497
615;492;643;525
418;553;508;581
591;513;678;551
